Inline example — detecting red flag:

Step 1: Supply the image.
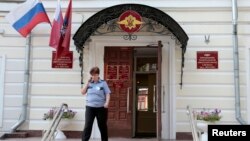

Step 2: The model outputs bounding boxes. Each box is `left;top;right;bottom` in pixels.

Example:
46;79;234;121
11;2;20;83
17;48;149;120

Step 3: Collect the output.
56;0;72;58
61;0;72;51
49;0;63;48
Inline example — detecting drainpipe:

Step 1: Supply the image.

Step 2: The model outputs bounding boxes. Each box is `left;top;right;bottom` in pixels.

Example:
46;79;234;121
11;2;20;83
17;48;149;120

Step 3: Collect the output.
231;0;246;124
11;35;31;132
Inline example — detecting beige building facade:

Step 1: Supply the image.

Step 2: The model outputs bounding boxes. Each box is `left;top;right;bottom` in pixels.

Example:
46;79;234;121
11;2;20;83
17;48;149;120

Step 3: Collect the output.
0;0;250;139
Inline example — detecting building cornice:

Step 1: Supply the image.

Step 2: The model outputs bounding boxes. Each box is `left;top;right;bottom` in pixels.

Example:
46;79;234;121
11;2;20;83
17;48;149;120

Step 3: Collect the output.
1;0;250;12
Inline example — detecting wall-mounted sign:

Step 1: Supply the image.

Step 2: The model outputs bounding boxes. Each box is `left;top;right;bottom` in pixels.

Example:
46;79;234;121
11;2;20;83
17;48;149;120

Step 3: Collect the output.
197;51;218;69
106;65;118;80
106;65;130;80
52;51;73;68
117;10;143;33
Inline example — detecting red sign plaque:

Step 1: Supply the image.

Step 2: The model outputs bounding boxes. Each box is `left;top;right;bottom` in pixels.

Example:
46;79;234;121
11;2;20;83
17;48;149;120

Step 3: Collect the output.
197;51;218;69
52;51;73;69
106;65;118;80
118;65;130;80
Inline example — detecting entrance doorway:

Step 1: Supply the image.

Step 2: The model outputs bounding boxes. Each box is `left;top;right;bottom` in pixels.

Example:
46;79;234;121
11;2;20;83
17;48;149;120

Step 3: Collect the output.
133;48;157;137
104;46;160;138
74;4;189;138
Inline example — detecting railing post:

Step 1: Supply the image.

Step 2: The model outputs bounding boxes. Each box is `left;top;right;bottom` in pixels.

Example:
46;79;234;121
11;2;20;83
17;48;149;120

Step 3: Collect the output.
41;103;68;141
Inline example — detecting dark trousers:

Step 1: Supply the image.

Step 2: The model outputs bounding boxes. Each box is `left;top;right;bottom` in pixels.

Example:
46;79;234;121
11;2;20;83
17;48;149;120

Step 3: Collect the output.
82;106;108;141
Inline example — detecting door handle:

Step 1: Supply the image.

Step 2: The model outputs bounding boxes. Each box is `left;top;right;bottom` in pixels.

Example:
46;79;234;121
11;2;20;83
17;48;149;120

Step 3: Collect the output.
127;87;131;113
153;85;157;112
162;85;165;113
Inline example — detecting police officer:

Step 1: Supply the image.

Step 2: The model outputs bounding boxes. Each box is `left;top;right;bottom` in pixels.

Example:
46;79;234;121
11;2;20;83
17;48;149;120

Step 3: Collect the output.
81;66;111;141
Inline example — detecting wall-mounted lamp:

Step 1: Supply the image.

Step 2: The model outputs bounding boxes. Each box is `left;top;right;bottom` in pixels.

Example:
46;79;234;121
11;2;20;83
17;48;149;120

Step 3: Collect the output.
205;35;210;44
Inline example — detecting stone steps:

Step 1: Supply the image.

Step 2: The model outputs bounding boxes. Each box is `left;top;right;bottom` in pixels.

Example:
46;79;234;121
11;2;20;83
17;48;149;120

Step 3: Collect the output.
0;131;28;139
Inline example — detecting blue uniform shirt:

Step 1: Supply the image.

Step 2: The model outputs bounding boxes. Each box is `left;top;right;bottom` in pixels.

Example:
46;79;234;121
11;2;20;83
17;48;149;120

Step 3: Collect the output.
86;79;111;107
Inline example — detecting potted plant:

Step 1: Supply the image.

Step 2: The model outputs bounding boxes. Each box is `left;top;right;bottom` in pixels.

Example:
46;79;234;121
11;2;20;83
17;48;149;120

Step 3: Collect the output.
43;107;77;139
194;108;222;141
43;107;77;120
195;108;222;123
195;108;221;134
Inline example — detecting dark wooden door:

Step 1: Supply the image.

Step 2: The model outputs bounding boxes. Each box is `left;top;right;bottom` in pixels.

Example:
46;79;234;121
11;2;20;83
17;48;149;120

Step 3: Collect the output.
136;73;157;137
104;47;133;137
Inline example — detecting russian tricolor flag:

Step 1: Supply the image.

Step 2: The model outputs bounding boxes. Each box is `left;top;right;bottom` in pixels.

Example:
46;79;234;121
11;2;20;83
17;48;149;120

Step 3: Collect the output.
5;0;50;37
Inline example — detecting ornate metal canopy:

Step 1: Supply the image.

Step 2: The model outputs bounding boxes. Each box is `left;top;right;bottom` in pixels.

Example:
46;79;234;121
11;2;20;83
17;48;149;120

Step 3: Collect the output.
73;4;189;87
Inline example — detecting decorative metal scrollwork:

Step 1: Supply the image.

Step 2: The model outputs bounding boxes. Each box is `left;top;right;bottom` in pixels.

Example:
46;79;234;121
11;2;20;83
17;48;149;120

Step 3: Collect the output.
73;4;189;88
123;34;137;40
92;17;174;39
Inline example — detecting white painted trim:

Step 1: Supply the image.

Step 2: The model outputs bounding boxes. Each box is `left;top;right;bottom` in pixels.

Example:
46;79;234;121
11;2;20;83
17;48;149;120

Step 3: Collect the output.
88;36;176;139
169;40;177;139
246;46;250;124
161;41;170;139
0;54;6;127
2;0;250;12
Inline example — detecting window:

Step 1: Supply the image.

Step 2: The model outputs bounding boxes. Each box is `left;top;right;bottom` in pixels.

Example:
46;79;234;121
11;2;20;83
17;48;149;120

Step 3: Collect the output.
137;87;148;111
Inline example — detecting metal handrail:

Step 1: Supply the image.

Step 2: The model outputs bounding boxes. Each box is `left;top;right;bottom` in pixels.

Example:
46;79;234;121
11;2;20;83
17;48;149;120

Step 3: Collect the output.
153;85;157;112
186;105;202;141
41;103;68;141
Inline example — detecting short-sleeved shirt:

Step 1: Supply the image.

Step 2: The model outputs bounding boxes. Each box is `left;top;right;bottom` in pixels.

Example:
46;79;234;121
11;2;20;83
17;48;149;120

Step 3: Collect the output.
86;79;111;107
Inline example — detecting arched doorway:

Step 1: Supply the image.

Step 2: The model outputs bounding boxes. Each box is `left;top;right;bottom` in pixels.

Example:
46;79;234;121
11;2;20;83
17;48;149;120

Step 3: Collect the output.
73;4;188;139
